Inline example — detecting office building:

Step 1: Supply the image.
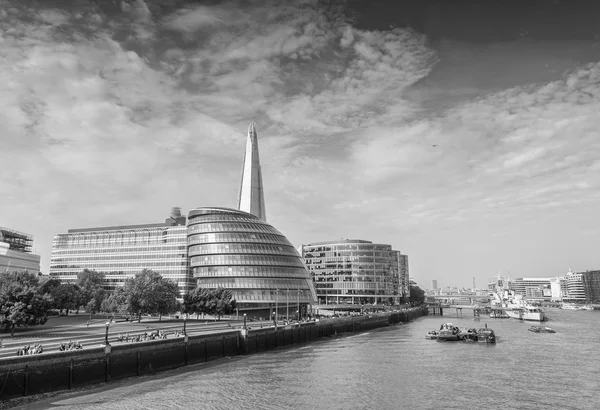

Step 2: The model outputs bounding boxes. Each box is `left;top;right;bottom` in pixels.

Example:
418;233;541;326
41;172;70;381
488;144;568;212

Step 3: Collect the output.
563;268;586;302
49;208;192;295
188;207;316;317
510;277;552;300
581;270;600;303
431;280;438;290
0;227;41;274
301;239;409;305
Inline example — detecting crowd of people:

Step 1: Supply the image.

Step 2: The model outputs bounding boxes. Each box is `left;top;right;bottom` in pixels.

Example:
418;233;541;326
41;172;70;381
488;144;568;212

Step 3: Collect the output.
16;344;44;356
59;341;83;351
117;329;169;343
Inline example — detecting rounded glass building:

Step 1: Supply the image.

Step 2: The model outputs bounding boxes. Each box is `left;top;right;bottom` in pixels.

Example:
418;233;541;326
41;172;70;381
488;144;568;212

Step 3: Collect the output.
187;207;317;317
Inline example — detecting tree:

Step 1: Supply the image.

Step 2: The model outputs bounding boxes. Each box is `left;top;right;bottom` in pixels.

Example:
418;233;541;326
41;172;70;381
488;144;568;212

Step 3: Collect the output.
121;269;180;322
212;288;237;320
0;271;51;336
182;287;212;319
409;284;425;305
49;283;83;315
76;269;106;316
100;288;127;317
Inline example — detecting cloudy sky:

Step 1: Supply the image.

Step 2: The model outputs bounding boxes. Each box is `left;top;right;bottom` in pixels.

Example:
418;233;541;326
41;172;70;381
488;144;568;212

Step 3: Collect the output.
2;0;600;288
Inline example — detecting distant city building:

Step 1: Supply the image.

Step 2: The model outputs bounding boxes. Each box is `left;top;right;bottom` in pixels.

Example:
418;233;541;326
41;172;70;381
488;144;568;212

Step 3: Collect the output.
563;268;586;302
0;227;41;274
510;277;552;300
549;276;567;302
237;121;266;222
431;279;438;290
49;208;191;295
302;239;409;305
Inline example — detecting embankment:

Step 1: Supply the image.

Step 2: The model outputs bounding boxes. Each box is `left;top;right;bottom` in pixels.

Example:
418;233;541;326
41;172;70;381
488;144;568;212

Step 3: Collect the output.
0;308;426;401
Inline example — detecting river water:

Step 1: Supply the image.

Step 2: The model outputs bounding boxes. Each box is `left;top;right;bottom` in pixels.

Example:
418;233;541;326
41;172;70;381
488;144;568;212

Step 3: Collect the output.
19;309;600;410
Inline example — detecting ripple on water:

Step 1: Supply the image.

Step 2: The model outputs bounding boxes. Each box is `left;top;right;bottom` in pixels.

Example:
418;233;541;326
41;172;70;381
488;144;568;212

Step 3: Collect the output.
19;311;600;410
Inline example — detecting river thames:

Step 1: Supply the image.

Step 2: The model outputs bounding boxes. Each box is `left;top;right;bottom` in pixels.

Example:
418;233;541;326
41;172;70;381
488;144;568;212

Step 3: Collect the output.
18;309;600;410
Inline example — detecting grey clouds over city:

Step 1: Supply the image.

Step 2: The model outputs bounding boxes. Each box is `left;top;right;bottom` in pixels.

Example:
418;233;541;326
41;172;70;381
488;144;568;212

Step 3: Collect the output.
1;0;600;287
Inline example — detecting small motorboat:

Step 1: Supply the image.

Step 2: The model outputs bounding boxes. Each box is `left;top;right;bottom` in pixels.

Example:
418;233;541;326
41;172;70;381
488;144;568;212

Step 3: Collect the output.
425;331;438;340
437;323;461;341
528;326;556;333
477;328;496;344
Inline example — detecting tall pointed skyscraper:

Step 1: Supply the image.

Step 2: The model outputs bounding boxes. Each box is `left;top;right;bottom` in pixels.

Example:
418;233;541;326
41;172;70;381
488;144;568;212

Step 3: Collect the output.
237;121;267;221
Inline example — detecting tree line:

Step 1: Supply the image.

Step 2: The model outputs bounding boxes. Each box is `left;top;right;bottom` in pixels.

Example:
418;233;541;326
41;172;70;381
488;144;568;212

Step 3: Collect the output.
1;268;237;335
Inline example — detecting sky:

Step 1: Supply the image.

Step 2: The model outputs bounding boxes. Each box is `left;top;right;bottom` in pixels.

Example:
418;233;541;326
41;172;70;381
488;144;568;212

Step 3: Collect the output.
1;0;600;289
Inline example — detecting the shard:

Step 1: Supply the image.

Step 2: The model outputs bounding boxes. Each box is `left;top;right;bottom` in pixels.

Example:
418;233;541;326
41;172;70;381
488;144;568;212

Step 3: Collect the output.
237;121;267;221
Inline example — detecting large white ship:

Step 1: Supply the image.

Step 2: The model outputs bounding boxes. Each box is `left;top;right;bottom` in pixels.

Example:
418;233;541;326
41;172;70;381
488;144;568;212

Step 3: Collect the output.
505;305;547;321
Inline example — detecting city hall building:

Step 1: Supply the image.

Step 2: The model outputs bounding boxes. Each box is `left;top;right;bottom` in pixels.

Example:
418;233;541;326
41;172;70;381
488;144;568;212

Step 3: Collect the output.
50;122;317;314
0;227;41;274
302;239;409;305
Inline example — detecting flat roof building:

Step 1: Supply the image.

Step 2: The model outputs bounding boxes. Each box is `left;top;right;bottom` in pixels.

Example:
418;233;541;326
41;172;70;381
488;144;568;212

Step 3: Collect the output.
49;208;192;295
0;227;41;274
302;239;409;305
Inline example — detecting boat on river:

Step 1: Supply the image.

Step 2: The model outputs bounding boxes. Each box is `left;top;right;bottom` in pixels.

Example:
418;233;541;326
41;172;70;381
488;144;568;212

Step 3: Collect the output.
561;303;584;310
476;328;496;343
505;305;547;321
436;323;461;341
459;328;479;341
425;331;438;339
528;325;555;333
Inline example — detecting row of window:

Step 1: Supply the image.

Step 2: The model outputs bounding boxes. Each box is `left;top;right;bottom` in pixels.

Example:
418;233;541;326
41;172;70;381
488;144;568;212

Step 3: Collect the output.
50;261;188;269
190;255;305;268
189;243;297;257
188;232;287;246
304;251;395;259
304;244;392;252
187;214;261;224
51;254;187;262
52;246;187;254
193;266;309;278
187;223;281;235
54;238;186;248
224;289;314;302
196;278;310;290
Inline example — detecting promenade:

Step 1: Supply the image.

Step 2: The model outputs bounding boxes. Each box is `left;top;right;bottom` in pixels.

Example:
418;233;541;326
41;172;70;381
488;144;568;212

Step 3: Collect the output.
0;314;259;360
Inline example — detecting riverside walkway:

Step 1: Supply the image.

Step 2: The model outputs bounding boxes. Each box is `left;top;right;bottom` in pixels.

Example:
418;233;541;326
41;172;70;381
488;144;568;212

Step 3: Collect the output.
0;314;270;360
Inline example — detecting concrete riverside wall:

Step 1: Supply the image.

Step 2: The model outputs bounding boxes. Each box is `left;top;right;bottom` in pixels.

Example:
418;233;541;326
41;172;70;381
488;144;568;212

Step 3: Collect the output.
0;308;426;401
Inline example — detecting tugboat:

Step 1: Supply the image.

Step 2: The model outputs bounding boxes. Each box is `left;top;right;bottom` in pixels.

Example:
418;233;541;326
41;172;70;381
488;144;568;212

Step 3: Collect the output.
476;325;496;344
425;330;438;339
436;323;461;341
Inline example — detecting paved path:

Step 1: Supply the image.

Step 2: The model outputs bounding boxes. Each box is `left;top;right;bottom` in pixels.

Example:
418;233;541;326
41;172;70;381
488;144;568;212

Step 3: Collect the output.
0;315;274;360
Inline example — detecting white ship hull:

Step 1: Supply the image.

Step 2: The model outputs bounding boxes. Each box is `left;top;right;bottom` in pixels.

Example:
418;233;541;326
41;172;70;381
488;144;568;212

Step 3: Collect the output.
505;309;546;321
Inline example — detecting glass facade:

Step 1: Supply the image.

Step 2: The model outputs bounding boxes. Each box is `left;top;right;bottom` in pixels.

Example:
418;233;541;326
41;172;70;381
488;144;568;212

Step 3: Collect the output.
49;223;192;295
302;239;409;305
187;207;317;312
564;271;586;302
0;227;41;274
582;270;600;303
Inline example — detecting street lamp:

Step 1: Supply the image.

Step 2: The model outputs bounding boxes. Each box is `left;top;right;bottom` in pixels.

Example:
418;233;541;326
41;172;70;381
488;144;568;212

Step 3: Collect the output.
183;314;187;335
286;288;289;322
243;313;247;330
297;288;300;321
275;288;279;323
104;322;111;346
